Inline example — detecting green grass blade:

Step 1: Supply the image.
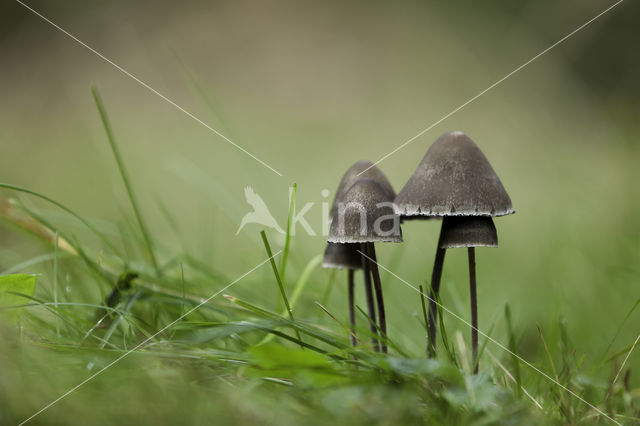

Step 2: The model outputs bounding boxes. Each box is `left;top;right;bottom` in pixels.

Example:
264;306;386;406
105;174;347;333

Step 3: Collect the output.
355;305;407;357
258;328;330;354
0;183;119;254
259;254;321;346
260;230;303;346
54;231;60;337
474;319;496;374
437;294;456;365
320;269;336;307
6;199;112;299
72;237;110;301
91;86;158;272
419;284;432;357
605;341;640;363
173;52;233;135
0;253;61;275
288;255;321;308
279;183;297;282
505;303;522;397
594;296;640;372
537;326;559;381
99;292;141;349
225;295;349;352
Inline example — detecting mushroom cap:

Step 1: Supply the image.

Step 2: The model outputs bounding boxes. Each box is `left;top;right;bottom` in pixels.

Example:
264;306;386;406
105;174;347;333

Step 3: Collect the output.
394;131;513;218
330;161;396;218
328;178;402;243
322;242;362;270
439;216;498;249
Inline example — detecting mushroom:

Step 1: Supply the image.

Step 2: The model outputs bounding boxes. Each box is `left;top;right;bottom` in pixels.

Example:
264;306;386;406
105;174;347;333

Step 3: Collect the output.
323;161;398;351
439;216;496;372
394;131;513;369
321;242;362;347
329;178;402;353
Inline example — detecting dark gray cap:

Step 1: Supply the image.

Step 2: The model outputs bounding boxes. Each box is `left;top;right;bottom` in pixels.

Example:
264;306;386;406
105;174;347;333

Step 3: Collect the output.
330;161;396;218
322;242;362;270
394;131;513;218
328;178;402;243
439;216;498;249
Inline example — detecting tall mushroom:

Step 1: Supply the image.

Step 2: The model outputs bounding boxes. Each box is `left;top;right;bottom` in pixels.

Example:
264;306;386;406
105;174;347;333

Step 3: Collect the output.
394;131;513;368
329;178;402;353
324;161;397;350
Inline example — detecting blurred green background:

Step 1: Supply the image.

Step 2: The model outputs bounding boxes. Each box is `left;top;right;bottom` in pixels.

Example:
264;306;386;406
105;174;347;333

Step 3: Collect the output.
1;0;639;423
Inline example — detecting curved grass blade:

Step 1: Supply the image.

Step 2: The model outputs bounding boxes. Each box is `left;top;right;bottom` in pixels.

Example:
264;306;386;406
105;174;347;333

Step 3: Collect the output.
355;305;408;357
92;86;158;272
0;252;66;275
224;295;350;352
419;284;431;357
280;183;297;281
260;230;302;346
594;296;640;372
0;184;118;254
505;303;522;397
320;269;336;307
437;293;457;365
54;232;60;337
259;254;321;345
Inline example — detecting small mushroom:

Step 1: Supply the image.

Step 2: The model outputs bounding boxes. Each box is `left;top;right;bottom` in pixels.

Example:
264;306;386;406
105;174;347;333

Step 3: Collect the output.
439;216;496;372
394;131;513;369
322;241;363;269
324;161;397;351
329;178;402;352
439;216;498;249
322;242;362;346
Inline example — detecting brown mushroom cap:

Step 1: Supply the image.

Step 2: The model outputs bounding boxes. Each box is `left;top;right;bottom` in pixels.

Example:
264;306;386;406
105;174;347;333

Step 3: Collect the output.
394;131;513;218
328;178;402;244
439;216;498;249
330;161;396;218
322;242;362;270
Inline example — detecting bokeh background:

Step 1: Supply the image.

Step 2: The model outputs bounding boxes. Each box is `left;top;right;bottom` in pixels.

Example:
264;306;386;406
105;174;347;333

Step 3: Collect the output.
1;0;639;423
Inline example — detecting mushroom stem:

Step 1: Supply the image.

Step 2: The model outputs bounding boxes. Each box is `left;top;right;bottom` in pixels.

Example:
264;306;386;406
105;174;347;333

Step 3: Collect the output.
347;268;357;347
468;247;479;374
367;242;387;354
360;243;379;351
427;225;447;357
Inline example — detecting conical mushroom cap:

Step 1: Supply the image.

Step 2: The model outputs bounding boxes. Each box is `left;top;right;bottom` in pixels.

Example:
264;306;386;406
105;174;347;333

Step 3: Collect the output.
322;242;362;270
394;131;513;217
439;216;498;248
330;161;396;218
328;179;402;243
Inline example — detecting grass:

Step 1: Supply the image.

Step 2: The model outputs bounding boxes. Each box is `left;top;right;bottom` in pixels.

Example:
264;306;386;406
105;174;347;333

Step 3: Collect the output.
1;200;638;425
0;93;639;426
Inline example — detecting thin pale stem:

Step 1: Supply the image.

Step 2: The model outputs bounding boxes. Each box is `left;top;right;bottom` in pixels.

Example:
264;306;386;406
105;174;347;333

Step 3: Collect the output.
361;242;379;351
468;247;478;374
347;268;357;347
367;243;387;354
